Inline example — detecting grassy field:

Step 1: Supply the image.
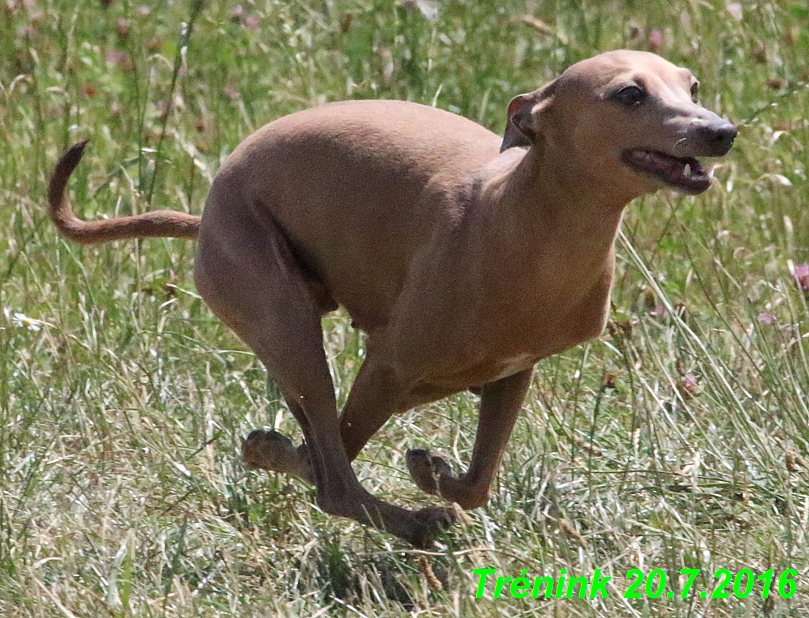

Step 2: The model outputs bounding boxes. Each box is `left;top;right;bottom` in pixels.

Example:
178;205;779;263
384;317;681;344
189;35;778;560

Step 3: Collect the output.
1;0;808;615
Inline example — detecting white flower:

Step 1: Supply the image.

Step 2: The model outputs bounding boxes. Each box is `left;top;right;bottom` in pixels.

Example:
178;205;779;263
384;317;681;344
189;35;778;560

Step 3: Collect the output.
7;310;53;332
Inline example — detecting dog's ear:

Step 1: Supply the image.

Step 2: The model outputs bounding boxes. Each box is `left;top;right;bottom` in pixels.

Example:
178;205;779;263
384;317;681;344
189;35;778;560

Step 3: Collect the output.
500;79;557;152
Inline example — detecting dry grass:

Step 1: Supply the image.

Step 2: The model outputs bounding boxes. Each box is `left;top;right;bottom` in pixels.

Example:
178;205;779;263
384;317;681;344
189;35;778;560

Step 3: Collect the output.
1;0;808;615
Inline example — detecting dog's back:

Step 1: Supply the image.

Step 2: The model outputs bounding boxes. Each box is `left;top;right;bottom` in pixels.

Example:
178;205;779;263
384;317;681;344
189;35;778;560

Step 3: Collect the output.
204;100;504;326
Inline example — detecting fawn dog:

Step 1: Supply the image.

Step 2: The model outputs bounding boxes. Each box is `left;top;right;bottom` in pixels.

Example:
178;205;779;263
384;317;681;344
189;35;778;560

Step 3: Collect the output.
48;50;735;547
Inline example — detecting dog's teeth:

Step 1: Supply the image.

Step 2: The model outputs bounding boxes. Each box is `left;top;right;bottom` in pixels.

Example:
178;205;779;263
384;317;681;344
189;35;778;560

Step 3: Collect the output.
684;164;691;178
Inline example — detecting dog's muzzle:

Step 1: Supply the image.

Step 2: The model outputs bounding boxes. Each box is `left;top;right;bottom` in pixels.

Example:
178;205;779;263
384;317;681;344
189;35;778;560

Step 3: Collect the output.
696;120;737;157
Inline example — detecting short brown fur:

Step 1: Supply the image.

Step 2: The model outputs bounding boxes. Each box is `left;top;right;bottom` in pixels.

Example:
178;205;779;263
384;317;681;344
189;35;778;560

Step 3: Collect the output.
48;51;735;547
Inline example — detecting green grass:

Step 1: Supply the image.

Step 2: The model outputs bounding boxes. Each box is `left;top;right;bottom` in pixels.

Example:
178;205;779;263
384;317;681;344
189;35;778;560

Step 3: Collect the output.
1;0;808;615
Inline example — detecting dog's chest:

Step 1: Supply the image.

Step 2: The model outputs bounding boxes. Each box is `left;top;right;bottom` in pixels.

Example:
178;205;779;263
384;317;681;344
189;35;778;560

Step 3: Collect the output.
473;295;610;383
489;352;538;382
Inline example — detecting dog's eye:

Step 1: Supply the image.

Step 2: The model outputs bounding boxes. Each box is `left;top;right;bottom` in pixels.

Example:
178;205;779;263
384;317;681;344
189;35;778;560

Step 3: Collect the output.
612;85;647;106
690;82;700;102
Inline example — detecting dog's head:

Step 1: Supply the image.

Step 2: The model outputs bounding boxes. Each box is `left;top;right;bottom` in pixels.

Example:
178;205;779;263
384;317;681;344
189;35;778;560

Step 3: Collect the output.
502;50;736;198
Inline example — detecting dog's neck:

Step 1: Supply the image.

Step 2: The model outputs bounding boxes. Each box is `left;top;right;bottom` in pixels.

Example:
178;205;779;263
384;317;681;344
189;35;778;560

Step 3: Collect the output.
476;145;628;293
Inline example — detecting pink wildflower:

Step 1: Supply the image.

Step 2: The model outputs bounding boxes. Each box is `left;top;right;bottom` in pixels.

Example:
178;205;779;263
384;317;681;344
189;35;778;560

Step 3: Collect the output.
794;263;809;293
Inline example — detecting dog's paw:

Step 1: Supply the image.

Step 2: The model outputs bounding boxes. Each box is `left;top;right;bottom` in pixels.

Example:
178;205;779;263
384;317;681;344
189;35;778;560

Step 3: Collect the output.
241;429;313;481
434;474;490;510
406;449;490;509
406;449;453;495
408;505;457;548
241;429;294;470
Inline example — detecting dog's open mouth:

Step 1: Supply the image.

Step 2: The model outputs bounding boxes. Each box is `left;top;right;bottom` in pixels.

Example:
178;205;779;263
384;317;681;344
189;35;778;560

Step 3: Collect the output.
622;149;711;194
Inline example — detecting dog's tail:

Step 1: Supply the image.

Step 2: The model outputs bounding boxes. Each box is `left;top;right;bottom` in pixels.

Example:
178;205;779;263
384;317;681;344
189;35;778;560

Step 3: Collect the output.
48;141;201;244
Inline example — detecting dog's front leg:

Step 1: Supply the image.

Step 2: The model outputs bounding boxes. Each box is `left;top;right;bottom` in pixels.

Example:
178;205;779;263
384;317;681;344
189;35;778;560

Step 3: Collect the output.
407;368;533;510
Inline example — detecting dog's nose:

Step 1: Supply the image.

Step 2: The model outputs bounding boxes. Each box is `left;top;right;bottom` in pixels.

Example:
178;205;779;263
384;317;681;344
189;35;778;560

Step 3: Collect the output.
699;121;737;156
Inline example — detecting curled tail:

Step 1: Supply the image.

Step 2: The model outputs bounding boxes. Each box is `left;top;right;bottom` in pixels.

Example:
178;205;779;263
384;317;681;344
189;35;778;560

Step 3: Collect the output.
48;141;201;244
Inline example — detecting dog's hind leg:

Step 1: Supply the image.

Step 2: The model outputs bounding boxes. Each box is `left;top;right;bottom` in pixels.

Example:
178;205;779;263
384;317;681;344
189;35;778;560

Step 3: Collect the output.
194;202;454;546
406;368;533;509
